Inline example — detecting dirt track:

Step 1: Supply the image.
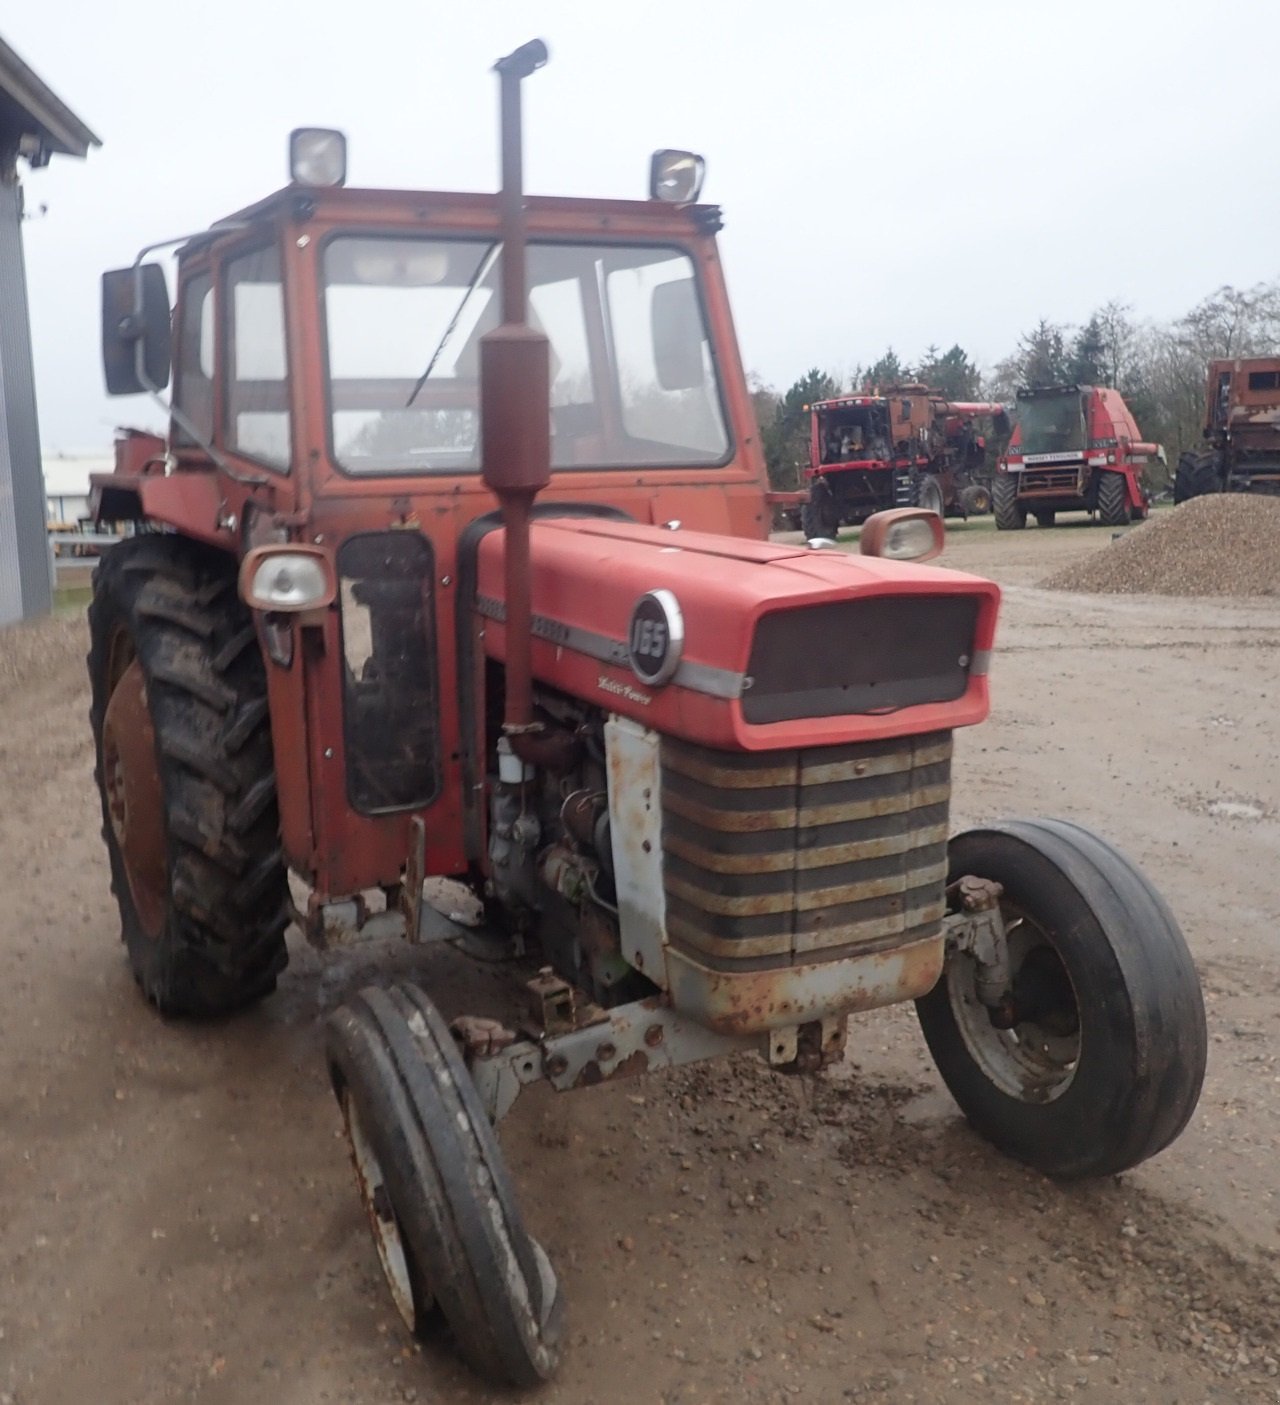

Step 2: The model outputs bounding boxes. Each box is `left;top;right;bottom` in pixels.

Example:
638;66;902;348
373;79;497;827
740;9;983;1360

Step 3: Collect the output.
2;519;1279;1405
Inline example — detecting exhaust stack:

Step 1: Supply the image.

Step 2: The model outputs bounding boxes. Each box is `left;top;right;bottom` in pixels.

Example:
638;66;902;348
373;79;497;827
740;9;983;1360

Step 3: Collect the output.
480;39;551;742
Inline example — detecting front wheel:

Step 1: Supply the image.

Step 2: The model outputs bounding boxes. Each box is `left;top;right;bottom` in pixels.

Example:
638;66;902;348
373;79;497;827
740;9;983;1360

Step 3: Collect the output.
327;983;564;1386
1097;471;1131;527
918;475;946;517
992;476;1026;530
916;819;1206;1179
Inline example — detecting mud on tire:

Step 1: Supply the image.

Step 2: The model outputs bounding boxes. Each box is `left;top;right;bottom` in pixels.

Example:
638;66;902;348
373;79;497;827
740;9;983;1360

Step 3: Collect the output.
88;535;289;1015
992;475;1025;530
1097;470;1130;527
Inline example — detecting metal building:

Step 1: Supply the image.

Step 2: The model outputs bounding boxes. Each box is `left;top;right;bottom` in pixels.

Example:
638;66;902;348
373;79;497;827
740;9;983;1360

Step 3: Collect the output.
0;37;98;627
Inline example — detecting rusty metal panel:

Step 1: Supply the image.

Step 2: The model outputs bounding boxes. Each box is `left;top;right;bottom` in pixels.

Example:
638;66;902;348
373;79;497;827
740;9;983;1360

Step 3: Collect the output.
604;715;669;987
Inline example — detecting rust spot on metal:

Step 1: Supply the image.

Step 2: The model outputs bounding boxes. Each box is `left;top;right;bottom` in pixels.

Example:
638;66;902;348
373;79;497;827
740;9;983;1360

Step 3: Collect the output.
644;1023;664;1047
595;1041;617;1062
546;1054;569;1077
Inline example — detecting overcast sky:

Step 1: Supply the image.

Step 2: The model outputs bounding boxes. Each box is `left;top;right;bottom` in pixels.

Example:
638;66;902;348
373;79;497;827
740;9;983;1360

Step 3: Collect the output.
7;0;1279;451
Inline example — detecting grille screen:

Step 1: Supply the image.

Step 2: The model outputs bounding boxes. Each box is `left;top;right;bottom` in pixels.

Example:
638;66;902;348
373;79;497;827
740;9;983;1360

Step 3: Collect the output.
743;596;978;724
661;731;950;973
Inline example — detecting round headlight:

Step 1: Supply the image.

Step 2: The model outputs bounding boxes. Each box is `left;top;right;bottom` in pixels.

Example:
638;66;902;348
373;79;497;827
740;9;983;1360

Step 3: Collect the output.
881;519;938;560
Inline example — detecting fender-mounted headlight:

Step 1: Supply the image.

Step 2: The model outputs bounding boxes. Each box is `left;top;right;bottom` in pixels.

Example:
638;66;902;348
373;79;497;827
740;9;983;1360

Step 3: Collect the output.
859;508;945;563
239;545;337;613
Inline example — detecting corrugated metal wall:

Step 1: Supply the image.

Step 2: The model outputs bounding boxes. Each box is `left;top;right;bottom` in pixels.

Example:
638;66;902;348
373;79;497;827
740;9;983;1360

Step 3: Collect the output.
0;175;52;627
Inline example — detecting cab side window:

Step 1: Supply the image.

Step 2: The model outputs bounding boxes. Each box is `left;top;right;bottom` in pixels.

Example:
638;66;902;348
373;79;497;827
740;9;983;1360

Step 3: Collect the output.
172;273;213;447
225;244;291;470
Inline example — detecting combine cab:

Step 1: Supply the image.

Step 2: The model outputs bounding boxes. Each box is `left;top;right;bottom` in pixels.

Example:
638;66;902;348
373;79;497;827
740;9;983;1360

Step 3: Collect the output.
86;41;1205;1386
1176;357;1280;502
995;385;1159;529
802;387;1007;538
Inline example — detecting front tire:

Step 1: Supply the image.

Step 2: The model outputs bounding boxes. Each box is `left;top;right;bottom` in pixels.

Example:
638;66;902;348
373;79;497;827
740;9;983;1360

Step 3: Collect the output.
88;535;289;1015
1097;471;1131;527
992;476;1026;530
327;984;564;1386
916;819;1206;1179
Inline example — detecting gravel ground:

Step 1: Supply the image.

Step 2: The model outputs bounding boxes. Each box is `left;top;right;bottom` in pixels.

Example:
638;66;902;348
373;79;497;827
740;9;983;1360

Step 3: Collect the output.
3;527;1280;1404
1040;495;1280;596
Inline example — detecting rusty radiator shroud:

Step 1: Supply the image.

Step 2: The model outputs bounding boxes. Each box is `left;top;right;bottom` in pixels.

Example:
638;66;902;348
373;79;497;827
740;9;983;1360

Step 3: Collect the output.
606;719;952;1035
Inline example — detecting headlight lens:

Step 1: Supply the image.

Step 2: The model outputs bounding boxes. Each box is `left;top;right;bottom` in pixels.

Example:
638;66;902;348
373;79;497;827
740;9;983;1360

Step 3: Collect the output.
649;149;706;203
289;128;347;187
881;519;938;560
240;548;336;611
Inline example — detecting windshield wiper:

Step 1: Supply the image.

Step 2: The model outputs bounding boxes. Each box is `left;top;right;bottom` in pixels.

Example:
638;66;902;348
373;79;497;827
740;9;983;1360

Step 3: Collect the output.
405;241;502;408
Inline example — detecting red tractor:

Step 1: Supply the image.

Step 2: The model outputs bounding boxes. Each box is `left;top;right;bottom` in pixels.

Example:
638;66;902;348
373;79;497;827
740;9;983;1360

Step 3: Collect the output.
1175;356;1280;502
90;42;1205;1386
995;384;1160;529
801;386;1008;539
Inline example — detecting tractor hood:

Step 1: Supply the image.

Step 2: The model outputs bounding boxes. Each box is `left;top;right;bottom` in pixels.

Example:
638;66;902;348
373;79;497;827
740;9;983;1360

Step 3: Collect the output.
474;518;1000;750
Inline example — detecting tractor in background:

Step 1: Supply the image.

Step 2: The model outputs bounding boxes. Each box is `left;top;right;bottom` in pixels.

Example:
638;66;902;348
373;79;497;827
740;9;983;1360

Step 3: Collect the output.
88;40;1205;1387
801;387;1008;539
1175;356;1280;502
995;384;1160;529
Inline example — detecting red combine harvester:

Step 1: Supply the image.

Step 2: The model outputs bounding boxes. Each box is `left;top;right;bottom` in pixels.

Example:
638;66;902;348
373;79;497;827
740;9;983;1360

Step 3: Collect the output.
802;387;1008;539
88;41;1205;1385
995;384;1160;529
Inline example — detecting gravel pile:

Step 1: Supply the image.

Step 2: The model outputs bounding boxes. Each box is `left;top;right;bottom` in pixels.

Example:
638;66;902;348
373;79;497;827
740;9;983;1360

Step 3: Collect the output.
1041;494;1280;596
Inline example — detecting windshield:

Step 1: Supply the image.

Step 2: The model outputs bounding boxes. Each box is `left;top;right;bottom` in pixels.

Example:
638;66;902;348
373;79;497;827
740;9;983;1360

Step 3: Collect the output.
1016;393;1086;456
322;236;729;473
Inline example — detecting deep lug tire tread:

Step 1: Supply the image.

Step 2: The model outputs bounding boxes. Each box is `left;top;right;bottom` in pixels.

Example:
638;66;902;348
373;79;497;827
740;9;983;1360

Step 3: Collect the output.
1097;471;1130;527
1174;450;1220;505
87;536;288;1015
800;478;840;539
992;476;1025;530
916;818;1206;1179
326;983;563;1386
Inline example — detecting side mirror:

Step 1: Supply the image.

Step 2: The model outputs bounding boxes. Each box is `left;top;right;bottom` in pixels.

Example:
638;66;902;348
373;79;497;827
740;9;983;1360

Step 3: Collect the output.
651;279;705;391
102;264;171;395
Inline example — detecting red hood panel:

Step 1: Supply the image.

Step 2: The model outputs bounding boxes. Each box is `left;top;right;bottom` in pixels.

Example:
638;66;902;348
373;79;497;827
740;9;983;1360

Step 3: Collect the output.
475;518;1000;750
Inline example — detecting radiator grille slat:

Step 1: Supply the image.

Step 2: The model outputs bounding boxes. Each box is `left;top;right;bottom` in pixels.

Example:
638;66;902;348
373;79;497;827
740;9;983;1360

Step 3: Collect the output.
661;731;951;971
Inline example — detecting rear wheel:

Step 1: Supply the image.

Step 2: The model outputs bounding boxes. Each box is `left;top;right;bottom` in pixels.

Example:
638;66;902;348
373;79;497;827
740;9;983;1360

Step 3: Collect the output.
1174;450;1221;505
327;983;564;1385
992;476;1026;530
1097;471;1131;527
916;819;1206;1179
801;477;840;540
88;535;289;1015
918;475;946;517
959;484;991;516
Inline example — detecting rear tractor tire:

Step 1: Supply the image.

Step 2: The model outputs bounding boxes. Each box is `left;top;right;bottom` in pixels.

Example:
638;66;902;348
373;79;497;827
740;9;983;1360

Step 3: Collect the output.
1174;450;1221;505
916;819;1206;1179
88;535;289;1015
992;476;1026;530
1097;471;1131;527
801;477;841;540
959;483;992;517
327;983;564;1386
918;475;946;518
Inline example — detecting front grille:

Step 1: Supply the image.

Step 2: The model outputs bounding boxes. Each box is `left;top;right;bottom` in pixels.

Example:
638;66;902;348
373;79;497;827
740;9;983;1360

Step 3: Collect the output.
660;731;950;973
743;597;977;724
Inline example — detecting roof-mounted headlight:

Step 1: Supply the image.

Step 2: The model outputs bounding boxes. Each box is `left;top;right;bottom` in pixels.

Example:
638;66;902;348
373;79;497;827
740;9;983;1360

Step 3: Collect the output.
289;128;347;187
649;149;705;203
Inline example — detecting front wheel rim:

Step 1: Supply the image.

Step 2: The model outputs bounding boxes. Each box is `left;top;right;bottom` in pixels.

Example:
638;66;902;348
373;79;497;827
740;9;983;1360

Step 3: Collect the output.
341;1088;424;1333
945;911;1081;1103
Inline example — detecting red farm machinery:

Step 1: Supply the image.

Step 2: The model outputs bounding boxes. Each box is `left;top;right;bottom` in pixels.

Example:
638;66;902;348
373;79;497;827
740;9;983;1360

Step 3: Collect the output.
995;384;1161;529
1175;356;1280;502
801;387;1008;539
88;41;1205;1386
